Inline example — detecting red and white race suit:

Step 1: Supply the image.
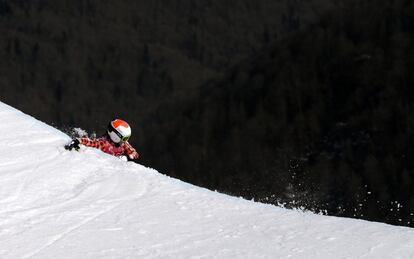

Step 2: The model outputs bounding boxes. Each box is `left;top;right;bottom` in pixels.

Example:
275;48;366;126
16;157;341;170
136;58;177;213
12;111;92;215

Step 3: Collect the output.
78;134;139;160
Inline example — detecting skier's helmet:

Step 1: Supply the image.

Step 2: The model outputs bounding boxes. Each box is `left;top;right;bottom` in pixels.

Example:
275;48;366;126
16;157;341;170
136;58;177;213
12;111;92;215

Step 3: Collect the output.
107;119;131;143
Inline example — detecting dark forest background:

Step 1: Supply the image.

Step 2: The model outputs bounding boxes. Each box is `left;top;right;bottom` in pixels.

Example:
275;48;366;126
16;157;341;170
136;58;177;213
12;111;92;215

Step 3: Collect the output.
0;0;413;227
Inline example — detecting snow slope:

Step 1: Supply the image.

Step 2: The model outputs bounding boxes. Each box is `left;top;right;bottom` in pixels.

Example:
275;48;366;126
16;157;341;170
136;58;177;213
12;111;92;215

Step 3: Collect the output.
0;102;413;259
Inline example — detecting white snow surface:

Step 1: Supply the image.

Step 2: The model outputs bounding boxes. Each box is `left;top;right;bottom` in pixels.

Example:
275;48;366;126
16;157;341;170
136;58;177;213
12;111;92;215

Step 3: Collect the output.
0;101;413;259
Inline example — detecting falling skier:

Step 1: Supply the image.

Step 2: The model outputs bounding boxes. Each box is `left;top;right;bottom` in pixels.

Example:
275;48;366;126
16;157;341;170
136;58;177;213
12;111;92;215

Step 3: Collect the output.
65;119;140;161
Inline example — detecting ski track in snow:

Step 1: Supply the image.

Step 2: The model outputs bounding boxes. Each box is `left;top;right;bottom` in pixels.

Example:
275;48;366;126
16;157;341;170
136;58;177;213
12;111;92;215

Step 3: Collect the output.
22;183;148;259
0;101;414;258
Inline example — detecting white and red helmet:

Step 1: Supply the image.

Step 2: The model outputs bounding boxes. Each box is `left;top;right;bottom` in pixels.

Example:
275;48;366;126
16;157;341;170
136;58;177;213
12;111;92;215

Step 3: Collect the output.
107;119;132;143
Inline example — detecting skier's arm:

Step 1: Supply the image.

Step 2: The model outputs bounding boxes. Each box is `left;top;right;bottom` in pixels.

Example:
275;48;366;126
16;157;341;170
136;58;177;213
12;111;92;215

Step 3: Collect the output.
123;142;140;160
78;137;104;149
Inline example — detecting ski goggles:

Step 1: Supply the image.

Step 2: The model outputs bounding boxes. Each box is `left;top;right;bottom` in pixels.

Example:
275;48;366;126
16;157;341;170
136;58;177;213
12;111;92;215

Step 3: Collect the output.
108;127;130;142
114;130;129;142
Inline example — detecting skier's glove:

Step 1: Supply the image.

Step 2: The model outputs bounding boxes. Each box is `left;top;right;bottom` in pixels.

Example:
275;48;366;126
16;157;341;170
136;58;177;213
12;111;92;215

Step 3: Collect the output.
127;154;139;161
65;139;80;151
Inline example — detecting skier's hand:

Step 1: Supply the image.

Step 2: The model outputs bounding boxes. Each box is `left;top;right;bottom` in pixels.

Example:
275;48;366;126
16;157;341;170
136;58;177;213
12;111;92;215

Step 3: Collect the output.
127;153;139;161
65;139;80;151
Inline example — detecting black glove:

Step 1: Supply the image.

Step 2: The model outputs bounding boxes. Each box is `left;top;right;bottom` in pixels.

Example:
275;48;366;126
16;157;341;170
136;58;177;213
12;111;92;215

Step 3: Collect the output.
65;139;80;151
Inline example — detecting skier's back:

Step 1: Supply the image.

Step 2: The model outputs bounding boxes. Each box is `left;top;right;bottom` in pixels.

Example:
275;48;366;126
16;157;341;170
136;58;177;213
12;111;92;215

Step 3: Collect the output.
65;119;139;161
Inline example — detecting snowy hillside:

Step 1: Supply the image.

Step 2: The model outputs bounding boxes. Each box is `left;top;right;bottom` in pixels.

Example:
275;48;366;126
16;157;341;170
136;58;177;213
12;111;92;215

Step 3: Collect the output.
0;102;413;259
